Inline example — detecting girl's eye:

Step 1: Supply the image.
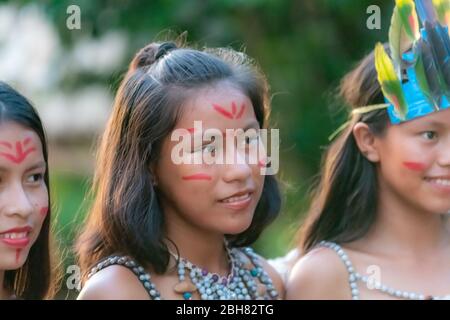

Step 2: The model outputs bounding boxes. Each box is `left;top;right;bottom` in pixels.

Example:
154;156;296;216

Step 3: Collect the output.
421;131;437;140
27;173;44;184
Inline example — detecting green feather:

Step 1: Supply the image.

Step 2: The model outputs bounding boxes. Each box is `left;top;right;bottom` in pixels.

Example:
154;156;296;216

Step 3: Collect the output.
397;0;420;40
375;43;409;119
389;0;420;77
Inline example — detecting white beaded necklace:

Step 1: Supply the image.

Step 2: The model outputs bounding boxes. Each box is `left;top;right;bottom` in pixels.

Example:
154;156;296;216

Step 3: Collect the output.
320;241;450;300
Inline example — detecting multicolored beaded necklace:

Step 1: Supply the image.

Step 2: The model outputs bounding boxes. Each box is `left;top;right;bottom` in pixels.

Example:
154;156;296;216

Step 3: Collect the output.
88;244;279;300
170;245;279;300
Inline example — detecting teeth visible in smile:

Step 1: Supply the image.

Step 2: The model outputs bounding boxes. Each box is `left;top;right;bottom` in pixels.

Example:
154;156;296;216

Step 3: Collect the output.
221;193;250;203
0;232;28;239
429;179;450;186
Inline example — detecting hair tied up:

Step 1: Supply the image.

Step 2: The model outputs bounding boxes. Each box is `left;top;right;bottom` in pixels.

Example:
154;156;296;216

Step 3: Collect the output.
129;42;178;73
155;42;177;60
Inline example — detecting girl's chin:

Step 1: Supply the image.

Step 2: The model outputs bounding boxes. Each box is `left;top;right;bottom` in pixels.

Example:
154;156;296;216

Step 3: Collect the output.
218;220;253;236
0;251;29;270
1;261;26;271
423;205;450;215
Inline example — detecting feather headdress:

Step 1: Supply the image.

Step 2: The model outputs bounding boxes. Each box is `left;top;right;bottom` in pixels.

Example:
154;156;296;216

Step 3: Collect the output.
368;0;450;124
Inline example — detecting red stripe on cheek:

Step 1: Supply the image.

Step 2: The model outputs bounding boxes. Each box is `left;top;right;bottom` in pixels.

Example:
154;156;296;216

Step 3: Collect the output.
258;158;267;168
40;206;49;217
182;173;212;181
403;161;426;171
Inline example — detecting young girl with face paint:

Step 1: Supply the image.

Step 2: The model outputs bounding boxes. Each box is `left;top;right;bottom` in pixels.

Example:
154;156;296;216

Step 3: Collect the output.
0;82;58;299
76;41;284;300
286;0;450;300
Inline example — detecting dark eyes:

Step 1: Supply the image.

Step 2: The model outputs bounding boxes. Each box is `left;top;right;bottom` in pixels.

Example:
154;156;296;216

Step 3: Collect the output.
421;131;437;140
201;135;259;154
26;173;44;183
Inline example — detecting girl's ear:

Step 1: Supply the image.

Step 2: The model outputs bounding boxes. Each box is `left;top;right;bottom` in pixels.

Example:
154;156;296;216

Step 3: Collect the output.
352;122;381;163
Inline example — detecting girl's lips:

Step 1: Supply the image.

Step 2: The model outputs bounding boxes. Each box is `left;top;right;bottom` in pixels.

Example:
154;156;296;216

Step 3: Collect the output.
425;177;450;195
219;192;253;210
0;237;30;248
0;226;32;248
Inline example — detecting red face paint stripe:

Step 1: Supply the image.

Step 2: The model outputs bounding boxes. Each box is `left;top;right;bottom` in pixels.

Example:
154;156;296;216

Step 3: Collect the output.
231;101;237;115
16;249;21;263
0;141;12;149
40;206;49;217
213;104;234;119
0;148;37;164
258;159;267;168
186;128;195;133
182;173;212;181
0;139;36;164
403;161;426;171
236;103;246;119
23;137;32;146
212;102;247;120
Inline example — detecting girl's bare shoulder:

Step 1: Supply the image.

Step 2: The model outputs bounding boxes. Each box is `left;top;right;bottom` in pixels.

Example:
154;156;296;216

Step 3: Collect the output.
286;246;352;300
77;264;150;300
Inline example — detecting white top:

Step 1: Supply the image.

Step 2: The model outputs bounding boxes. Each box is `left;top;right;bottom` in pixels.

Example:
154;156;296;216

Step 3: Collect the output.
267;248;301;284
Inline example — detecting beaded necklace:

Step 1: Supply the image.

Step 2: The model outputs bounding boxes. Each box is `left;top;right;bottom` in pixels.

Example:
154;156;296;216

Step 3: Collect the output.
170;244;279;300
88;246;279;300
320;241;450;300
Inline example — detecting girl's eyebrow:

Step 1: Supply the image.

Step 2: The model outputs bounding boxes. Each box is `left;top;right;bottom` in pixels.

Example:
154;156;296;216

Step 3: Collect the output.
26;161;46;172
410;119;447;129
425;120;447;129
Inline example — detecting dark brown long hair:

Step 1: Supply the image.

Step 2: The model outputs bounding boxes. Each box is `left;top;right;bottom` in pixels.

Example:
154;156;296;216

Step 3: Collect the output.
0;82;60;299
76;41;281;280
299;45;392;253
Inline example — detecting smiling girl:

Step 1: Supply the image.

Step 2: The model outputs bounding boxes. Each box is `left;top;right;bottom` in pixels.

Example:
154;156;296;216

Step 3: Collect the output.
286;0;450;300
76;41;283;300
0;82;58;299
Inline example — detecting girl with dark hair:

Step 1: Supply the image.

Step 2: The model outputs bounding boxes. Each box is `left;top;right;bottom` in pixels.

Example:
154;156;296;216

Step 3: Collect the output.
0;82;59;299
287;0;450;300
76;41;283;300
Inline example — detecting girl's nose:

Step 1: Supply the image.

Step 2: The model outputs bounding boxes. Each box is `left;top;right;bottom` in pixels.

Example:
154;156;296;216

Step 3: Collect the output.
2;182;34;220
222;147;253;183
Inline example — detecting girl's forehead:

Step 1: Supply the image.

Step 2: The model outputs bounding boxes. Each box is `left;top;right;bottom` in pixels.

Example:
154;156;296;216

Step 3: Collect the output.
402;108;450;128
180;86;254;124
0;121;39;139
0;121;43;168
188;84;248;107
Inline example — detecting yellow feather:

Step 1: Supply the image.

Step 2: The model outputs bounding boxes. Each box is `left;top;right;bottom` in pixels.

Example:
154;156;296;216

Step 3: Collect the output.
374;43;408;118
